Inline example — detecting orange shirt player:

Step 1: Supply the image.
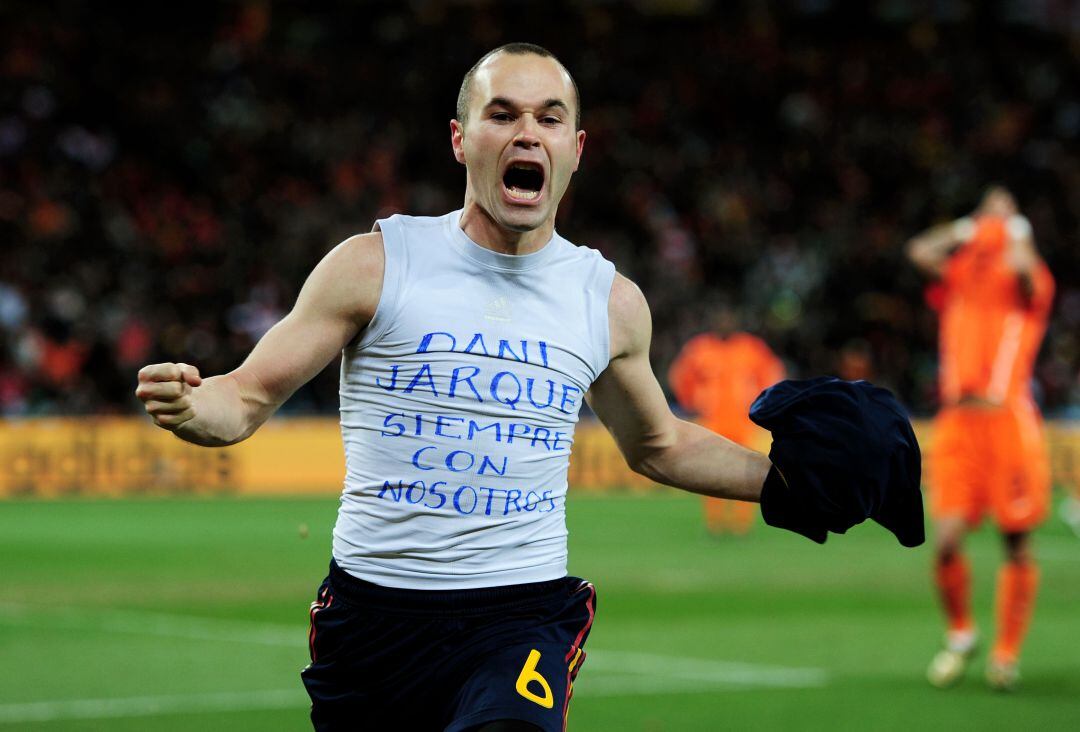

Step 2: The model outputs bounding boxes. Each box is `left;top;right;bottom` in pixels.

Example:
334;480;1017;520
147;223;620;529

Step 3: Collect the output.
668;303;785;535
907;186;1054;692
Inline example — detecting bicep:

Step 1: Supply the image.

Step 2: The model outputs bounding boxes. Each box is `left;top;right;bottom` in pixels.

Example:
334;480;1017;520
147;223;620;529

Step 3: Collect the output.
232;308;351;411
586;275;679;466
231;233;383;410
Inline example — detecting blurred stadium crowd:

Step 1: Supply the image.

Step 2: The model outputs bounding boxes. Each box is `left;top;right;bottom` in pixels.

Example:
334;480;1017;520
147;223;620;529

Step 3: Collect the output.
1;1;1078;417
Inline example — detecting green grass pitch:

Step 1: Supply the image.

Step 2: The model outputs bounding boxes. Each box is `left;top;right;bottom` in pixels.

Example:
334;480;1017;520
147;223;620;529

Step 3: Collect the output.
2;492;1079;730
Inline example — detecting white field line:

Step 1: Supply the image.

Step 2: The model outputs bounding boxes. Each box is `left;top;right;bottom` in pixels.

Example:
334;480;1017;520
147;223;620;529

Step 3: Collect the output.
0;689;304;724
0;604;828;723
585;650;829;689
0;603;299;647
0;666;826;725
584;675;812;696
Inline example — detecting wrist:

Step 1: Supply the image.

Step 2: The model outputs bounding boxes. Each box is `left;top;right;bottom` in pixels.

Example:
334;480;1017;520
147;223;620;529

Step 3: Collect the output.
747;452;772;503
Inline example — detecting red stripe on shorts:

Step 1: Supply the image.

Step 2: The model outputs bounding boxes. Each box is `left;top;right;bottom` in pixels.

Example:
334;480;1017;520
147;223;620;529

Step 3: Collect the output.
565;581;595;662
308;588;333;664
562;581;595;731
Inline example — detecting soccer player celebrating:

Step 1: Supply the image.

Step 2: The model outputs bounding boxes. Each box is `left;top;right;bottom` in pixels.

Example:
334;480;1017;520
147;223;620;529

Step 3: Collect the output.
137;44;921;730
668;301;785;535
908;186;1055;691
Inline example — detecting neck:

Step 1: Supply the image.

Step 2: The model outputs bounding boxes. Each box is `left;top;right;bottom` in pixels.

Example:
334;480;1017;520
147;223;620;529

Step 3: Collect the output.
458;194;555;256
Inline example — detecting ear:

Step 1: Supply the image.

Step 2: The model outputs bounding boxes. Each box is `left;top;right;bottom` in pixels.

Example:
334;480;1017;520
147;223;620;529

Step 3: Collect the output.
572;129;586;172
450;119;466;165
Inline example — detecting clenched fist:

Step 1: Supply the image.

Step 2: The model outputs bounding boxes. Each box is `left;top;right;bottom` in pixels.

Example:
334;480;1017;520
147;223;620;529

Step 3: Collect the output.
135;362;203;431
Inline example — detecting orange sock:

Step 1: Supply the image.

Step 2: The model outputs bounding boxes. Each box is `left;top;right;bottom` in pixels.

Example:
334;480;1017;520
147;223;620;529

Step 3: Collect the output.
934;554;973;632
993;560;1039;662
704;497;726;533
730;499;755;535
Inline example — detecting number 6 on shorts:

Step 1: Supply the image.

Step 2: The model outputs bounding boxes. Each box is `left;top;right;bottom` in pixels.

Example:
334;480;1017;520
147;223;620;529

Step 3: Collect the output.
515;649;553;708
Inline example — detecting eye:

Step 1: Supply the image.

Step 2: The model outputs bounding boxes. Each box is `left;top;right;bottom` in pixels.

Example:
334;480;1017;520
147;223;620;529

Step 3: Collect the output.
540;116;562;126
490;112;513;122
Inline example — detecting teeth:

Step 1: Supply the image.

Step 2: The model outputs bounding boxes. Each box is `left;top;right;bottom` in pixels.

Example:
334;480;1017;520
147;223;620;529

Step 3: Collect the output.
506;187;540;201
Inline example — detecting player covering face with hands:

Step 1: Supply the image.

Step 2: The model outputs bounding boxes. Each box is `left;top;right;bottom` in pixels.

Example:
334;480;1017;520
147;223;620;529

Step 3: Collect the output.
908;186;1054;692
137;43;922;732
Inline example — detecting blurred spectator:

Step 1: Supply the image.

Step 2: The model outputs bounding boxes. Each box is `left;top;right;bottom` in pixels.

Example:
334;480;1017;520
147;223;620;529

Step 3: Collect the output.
668;299;785;535
0;1;1077;416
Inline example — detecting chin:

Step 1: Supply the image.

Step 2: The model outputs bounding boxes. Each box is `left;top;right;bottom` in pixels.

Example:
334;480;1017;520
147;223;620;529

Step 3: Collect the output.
497;208;547;233
501;220;540;233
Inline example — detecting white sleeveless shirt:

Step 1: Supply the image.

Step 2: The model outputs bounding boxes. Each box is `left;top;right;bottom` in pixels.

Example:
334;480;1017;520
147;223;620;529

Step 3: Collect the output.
332;210;616;589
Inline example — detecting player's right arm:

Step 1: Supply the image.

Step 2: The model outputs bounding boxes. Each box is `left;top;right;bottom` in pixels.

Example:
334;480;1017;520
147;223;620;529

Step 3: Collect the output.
588;274;923;546
586;275;771;503
135;233;384;447
905;219;971;277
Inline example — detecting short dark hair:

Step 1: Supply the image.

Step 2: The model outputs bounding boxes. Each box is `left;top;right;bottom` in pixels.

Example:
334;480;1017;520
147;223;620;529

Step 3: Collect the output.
456;43;581;129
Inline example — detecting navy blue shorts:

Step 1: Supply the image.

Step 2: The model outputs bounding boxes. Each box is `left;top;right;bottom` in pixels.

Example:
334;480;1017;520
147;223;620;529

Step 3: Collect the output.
300;560;597;732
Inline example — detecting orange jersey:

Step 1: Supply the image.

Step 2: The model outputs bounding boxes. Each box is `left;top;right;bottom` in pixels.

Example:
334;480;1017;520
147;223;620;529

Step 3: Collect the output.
668;332;784;443
938;216;1054;405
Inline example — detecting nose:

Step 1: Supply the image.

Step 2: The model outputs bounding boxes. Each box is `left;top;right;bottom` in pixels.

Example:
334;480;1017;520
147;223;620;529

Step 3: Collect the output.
512;116;541;149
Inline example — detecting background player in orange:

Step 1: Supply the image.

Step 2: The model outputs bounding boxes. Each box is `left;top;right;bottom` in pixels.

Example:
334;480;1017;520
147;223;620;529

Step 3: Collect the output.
668;301;785;534
907;186;1055;691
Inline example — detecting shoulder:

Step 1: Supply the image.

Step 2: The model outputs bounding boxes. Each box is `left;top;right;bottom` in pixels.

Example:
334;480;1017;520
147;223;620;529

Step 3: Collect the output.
1006;214;1033;240
375;210;456;238
553;230;616;269
608;273;651;360
329;231;384;282
298;231;385;327
609;272;648;321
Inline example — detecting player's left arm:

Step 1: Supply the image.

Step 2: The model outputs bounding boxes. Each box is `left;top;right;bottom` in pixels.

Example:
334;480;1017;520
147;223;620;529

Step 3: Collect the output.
1004;215;1042;302
586;274;770;502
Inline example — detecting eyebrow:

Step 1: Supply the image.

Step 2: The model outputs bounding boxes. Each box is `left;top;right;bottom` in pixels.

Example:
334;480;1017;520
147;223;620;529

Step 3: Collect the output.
484;96;571;116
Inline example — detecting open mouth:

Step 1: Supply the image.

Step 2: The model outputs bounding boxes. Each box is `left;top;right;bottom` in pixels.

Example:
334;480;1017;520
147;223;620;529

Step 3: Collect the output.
502;162;545;202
